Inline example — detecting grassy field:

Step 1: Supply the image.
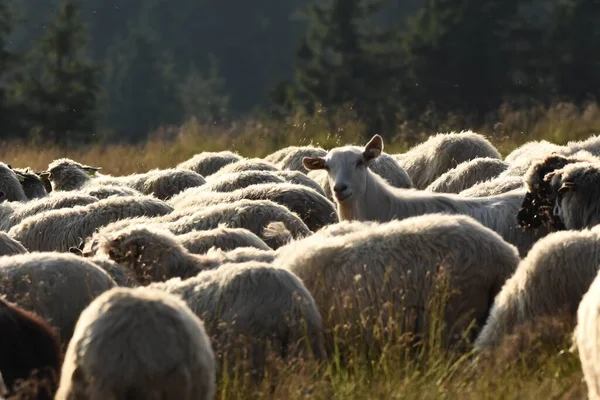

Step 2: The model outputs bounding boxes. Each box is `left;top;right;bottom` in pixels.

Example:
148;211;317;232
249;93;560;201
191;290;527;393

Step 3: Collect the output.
7;102;599;399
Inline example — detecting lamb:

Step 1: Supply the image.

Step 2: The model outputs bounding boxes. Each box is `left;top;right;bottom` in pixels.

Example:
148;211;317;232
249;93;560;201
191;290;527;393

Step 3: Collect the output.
9;195;173;252
170;183;338;231
177;150;242;176
208;157;279;178
149;261;325;377
277;145;328;173
426;158;509;193
276;213;520;351
459;176;524;197
0;163;27;202
303;134;545;256
0;192;99;232
0;297;61;399
0;233;27;255
573;269;600;400
474;228;600;351
176;226;271;254
0;252;117;344
45;158;206;200
55;287;216;400
13;167;48;199
308;151;413;201
393;130;502;189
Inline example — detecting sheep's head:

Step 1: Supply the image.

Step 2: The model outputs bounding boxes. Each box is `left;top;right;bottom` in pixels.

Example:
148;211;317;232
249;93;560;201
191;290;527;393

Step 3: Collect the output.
44;158;101;191
517;154;571;230
96;226;187;285
545;162;600;230
303;134;383;205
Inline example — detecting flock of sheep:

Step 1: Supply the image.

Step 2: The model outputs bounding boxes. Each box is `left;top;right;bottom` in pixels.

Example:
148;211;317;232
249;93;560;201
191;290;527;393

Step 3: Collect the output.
2;130;600;398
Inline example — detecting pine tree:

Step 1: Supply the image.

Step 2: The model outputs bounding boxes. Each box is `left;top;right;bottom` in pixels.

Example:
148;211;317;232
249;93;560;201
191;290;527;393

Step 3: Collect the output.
10;0;100;144
286;0;402;134
0;0;20;134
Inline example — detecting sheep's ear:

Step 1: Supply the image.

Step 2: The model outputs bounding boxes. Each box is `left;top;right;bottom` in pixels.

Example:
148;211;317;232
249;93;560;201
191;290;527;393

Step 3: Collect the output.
363;135;383;162
83;166;101;176
558;181;575;194
543;171;556;183
303;157;326;170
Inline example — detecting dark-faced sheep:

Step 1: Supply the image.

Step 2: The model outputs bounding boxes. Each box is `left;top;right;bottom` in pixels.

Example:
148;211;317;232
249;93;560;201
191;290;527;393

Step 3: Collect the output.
0;163;27;202
393;131;501;189
55;287;216;400
0;297;61;399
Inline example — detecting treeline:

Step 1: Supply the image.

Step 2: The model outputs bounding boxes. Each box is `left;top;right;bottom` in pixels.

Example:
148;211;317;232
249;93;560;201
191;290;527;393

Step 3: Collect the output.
1;0;600;144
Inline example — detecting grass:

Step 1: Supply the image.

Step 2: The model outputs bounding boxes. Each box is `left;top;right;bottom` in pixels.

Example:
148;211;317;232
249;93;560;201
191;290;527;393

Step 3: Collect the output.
5;101;599;399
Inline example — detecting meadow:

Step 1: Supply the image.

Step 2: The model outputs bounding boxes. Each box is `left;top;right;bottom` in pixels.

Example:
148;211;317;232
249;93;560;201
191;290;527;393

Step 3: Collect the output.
6;102;599;399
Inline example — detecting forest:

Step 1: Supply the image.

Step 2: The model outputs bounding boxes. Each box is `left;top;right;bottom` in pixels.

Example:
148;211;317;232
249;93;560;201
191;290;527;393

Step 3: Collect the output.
1;0;599;145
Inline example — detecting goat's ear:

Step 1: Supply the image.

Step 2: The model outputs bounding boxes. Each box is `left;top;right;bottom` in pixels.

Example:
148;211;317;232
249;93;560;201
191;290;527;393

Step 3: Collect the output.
83;166;101;176
363;135;383;162
303;157;326;171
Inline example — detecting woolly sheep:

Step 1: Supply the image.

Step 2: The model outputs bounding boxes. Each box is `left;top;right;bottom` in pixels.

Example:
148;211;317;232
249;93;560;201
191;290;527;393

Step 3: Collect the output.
574;269;600;400
219;247;277;264
304;135;545;256
0;252;117;344
45;158;206;200
474;228;600;351
77;184;142;199
426;158;509;193
277;213;520;350
0;192;99;232
274;170;326;196
0;163;27;202
88;256;140;288
393;130;501;189
86;199;310;250
149;261;325;376
13;167;48;200
0;297;61;399
209;158;279;178
177;150;242;176
504;140;565;164
56;287;216;400
176;226;271;254
308;150;413;201
277;145;328;173
459;176;524;197
170;183;338;231
263;146;302;164
0;233;27;255
202;170;285;192
9;195;173;252
91;225;224;285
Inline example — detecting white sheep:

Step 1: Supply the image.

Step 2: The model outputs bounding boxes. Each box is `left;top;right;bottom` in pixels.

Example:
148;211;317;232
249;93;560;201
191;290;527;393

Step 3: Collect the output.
274;170;326;196
45;158;206;200
574;269;600;400
0;252;117;344
0;192;99;232
170;183;338;232
56;287;216;400
474;228;600;351
277;213;520;351
426;158;509;193
393;130;501;189
9;195;173;252
459;176;524;197
303;134;545;256
150;261;325;377
209;157;279;178
176;226;271;254
277;145;328;173
177;150;242;176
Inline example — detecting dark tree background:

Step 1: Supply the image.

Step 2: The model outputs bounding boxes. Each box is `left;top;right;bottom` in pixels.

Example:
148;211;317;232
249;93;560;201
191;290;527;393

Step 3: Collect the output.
0;0;599;144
